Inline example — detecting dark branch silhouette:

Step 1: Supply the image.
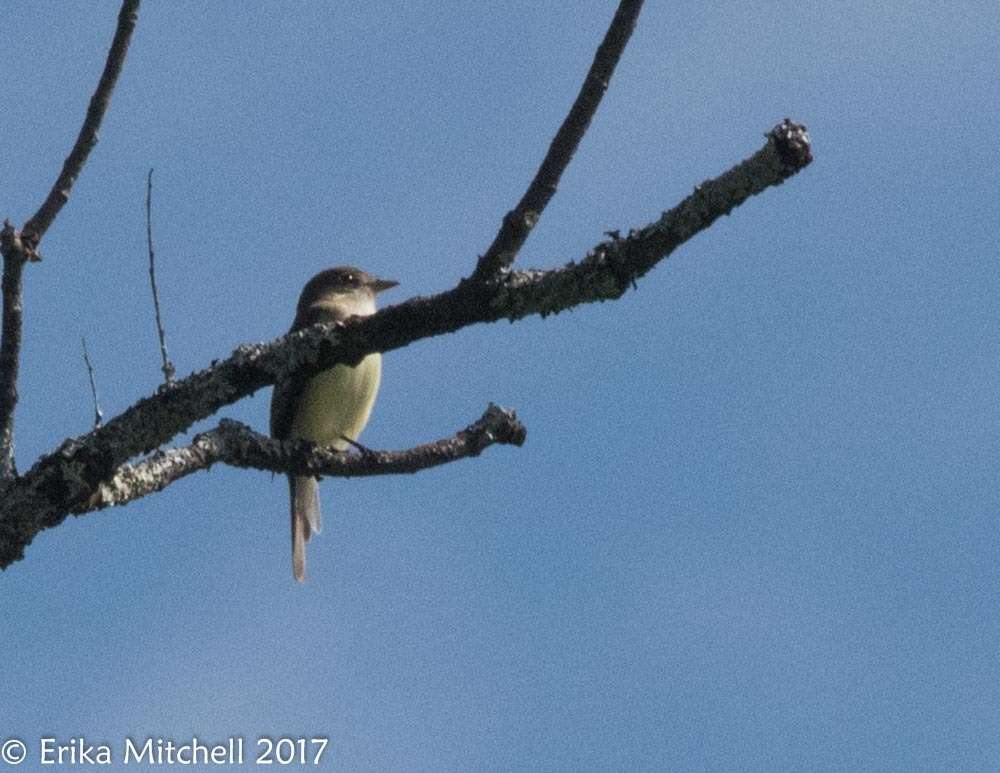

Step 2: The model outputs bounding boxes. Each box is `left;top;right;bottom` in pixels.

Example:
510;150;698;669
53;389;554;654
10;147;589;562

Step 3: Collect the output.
473;0;644;282
21;0;141;247
81;337;104;429
0;119;811;568
0;225;26;480
0;0;141;482
146;169;176;384
0;0;813;571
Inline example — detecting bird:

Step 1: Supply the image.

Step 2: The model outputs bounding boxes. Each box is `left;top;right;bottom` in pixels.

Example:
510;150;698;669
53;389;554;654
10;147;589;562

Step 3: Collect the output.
270;266;398;581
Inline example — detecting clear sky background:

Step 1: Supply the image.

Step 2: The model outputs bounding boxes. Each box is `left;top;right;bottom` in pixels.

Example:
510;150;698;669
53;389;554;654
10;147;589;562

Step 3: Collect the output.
2;2;999;771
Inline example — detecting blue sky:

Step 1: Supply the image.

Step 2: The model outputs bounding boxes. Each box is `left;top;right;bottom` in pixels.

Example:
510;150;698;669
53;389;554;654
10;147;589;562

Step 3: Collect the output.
2;2;999;771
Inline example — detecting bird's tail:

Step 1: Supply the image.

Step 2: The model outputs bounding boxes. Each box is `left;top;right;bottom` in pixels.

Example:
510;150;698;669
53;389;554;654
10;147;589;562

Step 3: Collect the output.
289;475;322;582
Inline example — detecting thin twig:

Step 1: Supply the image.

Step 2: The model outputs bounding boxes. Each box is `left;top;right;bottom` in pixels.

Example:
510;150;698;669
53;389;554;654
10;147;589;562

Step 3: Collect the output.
146;169;175;383
21;0;141;247
81;337;104;429
472;0;644;282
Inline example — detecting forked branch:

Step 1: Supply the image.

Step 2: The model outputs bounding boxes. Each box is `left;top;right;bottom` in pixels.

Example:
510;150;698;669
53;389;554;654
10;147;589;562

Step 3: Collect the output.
0;0;141;481
473;0;645;281
0;0;814;575
0;120;812;568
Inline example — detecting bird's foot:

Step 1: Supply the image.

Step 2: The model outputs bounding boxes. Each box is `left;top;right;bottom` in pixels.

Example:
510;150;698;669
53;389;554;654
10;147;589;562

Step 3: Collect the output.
340;434;378;459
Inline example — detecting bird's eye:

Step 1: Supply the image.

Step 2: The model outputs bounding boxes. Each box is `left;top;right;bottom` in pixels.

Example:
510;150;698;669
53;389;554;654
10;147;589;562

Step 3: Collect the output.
346;273;355;284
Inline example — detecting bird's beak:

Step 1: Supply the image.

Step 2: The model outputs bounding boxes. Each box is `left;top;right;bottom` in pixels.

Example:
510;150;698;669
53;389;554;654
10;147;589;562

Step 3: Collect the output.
369;277;399;293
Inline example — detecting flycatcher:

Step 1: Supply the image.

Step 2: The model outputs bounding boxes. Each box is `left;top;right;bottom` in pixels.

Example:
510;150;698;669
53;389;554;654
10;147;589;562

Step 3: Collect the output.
270;266;398;582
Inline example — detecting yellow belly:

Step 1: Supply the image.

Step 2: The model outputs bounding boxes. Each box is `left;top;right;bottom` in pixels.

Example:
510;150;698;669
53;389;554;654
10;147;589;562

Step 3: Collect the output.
290;353;381;450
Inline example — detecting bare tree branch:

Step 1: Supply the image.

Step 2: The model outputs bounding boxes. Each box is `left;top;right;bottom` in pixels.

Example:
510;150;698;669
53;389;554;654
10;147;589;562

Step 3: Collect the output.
81;337;104;429
0;2;812;577
472;0;644;281
0;120;811;569
0;225;26;480
0;0;141;482
146;169;175;384
81;406;526;512
21;0;142;248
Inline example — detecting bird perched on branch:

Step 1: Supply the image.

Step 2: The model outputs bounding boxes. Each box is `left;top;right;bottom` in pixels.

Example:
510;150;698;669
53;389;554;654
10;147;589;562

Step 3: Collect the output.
270;266;397;582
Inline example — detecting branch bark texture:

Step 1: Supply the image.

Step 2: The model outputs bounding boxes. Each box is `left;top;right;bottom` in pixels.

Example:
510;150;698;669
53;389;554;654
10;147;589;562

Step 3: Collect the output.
83;406;526;512
0;119;811;568
0;0;814;575
0;234;25;480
